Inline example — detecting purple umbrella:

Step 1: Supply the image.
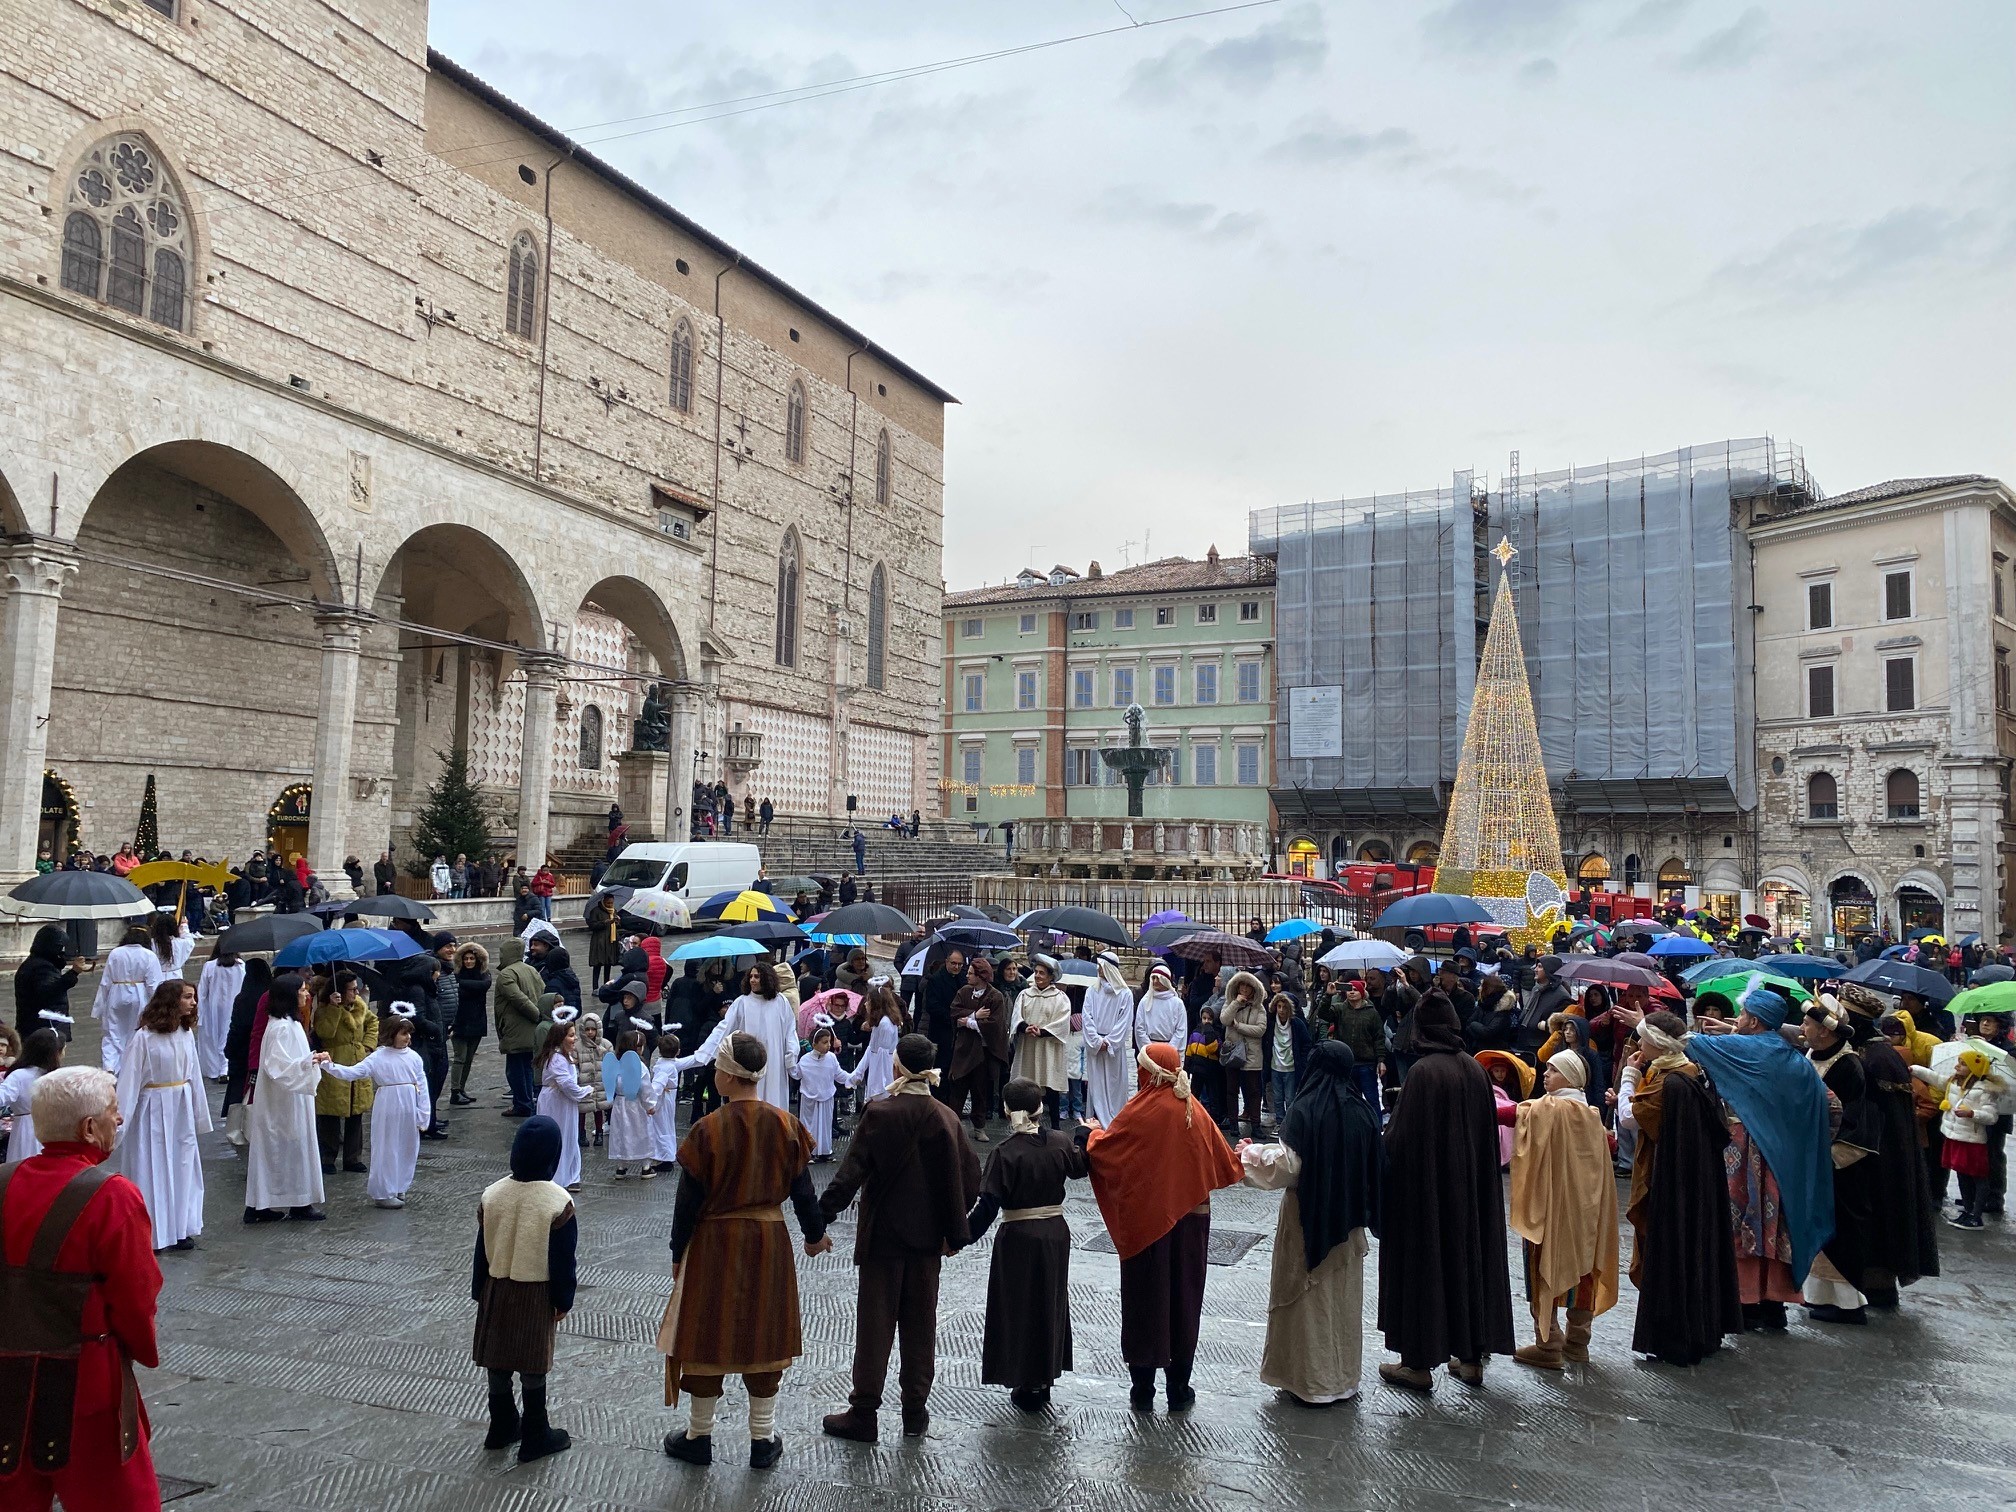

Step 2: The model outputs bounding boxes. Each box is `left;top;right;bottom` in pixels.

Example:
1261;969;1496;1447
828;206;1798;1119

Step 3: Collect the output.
1140;909;1194;957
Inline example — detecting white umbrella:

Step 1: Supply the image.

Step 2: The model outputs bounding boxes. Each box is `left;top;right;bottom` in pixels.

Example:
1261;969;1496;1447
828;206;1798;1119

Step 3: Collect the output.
1928;1037;2016;1092
624;889;691;930
519;917;561;945
1317;938;1408;970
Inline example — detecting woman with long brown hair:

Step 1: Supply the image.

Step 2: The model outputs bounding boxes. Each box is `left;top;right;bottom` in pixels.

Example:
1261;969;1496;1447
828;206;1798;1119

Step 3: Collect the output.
114;979;210;1251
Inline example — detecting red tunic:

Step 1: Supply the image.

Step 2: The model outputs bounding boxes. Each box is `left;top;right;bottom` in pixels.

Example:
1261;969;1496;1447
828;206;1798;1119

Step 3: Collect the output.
0;1141;162;1512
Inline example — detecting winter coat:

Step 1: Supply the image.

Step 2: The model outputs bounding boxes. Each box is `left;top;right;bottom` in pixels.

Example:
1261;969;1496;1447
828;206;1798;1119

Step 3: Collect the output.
1260;1008;1314;1081
454;948;493;1040
494;940;546;1055
1218;971;1270;1071
586;898;622;969
573;1025;608;1114
12;925;79;1042
312;997;376;1117
535;945;581;1009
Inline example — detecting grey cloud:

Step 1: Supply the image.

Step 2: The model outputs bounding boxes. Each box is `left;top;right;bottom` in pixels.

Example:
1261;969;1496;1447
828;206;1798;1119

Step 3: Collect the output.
1265;114;1536;205
1266;120;1425;168
1675;7;1769;71
1516;57;1560;86
1091;187;1264;242
1422;0;1581;56
1127;4;1326;101
1705;203;2013;303
1613;0;1693;38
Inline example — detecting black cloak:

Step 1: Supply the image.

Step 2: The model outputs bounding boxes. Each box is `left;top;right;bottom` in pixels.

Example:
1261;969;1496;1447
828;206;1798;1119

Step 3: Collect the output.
1376;992;1515;1369
1627;1064;1743;1365
1281;1040;1382;1273
1857;1038;1940;1289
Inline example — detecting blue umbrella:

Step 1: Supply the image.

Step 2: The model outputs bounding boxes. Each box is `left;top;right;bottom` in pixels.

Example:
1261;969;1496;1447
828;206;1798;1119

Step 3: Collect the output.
1056;958;1098;978
670;936;770;962
1681;956;1738;987
808;932;866;947
1753;954;1843;984
1372;894;1494;929
1647;933;1716;959
1265;918;1326;944
1880;944;1912;961
273;927;425;968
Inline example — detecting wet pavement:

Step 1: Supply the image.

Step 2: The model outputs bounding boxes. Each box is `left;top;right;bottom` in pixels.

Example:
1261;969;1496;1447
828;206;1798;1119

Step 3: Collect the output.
10;967;2015;1512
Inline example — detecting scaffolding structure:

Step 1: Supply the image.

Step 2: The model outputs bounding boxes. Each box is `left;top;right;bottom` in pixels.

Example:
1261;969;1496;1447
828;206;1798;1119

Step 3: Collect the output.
1252;438;1814;820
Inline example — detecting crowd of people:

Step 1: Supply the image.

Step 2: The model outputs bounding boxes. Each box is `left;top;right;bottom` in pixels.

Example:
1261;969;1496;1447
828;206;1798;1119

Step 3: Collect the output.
4;893;2010;1505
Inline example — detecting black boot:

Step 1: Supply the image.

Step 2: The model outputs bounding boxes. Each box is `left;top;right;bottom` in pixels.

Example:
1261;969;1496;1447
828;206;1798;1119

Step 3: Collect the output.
484;1374;521;1450
1129;1366;1156;1410
517;1378;571;1463
1165;1358;1196;1412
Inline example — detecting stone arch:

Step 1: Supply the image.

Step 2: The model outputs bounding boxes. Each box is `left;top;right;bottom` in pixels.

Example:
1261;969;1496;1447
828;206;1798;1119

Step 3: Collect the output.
1355;837;1393;863
371;521;545;650
1757;863;1816;899
0;462;26;535
84;440;343;598
576;573;689;683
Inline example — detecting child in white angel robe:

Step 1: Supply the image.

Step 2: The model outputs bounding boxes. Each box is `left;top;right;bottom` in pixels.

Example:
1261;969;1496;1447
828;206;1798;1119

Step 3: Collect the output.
318;1017;430;1207
114;1024;210;1249
604;1033;658;1178
792;1026;846;1159
195;952;244;1082
645;1032;707;1169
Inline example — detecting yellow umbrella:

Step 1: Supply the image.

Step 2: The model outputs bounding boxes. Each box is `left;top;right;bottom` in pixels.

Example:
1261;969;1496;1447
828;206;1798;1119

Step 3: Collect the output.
698;889;787;923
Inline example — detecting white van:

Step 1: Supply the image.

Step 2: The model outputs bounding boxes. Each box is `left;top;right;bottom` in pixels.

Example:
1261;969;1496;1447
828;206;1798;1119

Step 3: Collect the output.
598;842;761;903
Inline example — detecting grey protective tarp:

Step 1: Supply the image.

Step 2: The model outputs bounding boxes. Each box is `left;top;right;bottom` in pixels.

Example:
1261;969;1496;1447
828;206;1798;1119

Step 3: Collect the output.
1254;439;1791;811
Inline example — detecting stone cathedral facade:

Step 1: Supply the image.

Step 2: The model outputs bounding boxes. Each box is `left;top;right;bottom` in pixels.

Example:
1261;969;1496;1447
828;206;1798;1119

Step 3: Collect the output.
0;0;950;896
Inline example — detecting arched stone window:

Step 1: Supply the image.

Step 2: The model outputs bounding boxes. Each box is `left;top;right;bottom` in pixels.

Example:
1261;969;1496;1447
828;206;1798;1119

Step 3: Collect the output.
1885;768;1920;820
1577;853;1611;885
775;529;801;667
578;705;604;770
784;381;807;464
1807;771;1838;820
506;233;539;340
874;428;891;506
1623;853;1642;889
669;319;695;412
866;563;888;690
60;134;190;331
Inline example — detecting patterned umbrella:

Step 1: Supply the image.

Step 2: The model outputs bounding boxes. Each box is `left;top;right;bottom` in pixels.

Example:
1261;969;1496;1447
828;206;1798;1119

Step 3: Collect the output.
1167;930;1272;970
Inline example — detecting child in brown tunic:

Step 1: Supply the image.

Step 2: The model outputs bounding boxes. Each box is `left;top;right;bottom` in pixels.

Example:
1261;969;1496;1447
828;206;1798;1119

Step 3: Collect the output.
472;1115;578;1462
960;1076;1091;1410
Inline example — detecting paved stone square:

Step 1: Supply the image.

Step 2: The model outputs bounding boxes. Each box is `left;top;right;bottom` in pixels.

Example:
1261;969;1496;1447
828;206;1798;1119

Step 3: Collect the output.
14;970;2016;1512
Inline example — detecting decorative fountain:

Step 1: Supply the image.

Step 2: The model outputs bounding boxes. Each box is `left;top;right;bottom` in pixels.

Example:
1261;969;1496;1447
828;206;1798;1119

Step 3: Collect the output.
1100;704;1171;818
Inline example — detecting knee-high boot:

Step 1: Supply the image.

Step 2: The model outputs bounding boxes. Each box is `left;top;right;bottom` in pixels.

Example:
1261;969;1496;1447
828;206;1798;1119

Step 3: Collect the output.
518;1376;572;1463
483;1370;520;1449
1562;1307;1594;1363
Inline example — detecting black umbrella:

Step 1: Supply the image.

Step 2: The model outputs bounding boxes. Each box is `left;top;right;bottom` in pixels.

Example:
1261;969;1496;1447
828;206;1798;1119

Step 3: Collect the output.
1842;958;1956;1005
815;901;917;937
717;919;810;947
587;885;636;924
1371;893;1495;929
5;870;152;920
216;913;323;956
946;902;1014;924
1138;920;1211;950
934;921;1021;951
1012;905;1130;949
345;894;438;923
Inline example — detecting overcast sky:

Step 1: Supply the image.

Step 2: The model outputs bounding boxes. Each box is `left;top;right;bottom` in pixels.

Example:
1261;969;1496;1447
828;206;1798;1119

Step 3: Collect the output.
433;0;2016;587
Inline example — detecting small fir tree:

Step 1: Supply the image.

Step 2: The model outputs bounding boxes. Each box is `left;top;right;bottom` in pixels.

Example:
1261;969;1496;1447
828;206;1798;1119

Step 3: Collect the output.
135;773;160;858
407;747;496;878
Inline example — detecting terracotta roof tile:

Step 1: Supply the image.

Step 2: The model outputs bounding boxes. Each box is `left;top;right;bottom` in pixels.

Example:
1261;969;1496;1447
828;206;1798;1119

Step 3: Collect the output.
945;554;1275;608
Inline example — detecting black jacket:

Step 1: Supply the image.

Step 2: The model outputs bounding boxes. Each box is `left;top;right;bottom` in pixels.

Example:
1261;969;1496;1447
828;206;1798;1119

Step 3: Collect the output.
12;926;78;1041
536;944;581;1009
454;969;493;1039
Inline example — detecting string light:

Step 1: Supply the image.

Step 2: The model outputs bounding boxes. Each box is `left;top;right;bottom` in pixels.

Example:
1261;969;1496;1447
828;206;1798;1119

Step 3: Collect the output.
1433;540;1567;948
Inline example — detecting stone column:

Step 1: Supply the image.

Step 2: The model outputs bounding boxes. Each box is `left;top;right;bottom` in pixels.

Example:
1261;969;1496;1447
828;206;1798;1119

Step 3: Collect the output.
516;654;563;867
306;609;369;897
0;545;77;883
0;543;79;884
668;683;701;842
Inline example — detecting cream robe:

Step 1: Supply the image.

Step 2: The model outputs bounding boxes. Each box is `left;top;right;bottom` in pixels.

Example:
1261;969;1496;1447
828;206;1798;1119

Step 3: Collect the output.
1014;983;1073;1094
245;1016;325;1211
92;943;165;1075
1080;974;1137;1124
321;1046;429;1201
694;993;800;1109
1134;988;1187;1050
195;958;243;1081
115;1027;211;1248
1242;1141;1367;1404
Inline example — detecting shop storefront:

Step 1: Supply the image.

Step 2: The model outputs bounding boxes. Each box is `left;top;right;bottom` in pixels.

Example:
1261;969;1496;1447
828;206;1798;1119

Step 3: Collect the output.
1759;880;1811;937
1828;875;1877;946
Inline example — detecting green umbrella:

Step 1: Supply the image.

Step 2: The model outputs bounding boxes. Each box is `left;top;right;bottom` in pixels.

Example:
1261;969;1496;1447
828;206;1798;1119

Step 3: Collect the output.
1947;980;2016;1022
1690;968;1813;1012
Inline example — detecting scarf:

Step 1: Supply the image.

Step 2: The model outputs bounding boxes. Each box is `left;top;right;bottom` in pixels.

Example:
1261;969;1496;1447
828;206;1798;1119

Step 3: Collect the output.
1639;1020;1690;1074
1085;1042;1243;1260
1006;1107;1043;1137
714;1036;762;1082
888;1063;941;1096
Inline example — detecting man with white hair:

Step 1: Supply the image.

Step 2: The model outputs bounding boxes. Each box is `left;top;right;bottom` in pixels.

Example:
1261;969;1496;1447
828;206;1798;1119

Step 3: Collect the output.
0;1065;163;1509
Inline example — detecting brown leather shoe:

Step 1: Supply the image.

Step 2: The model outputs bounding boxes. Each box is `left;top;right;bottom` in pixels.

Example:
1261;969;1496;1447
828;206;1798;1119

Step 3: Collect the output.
1378;1362;1434;1393
821;1408;878;1444
1449;1359;1486;1387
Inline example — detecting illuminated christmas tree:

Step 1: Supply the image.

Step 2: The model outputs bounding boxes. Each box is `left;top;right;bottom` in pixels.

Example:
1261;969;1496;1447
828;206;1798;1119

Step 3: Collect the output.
1433;539;1567;947
135;773;159;859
